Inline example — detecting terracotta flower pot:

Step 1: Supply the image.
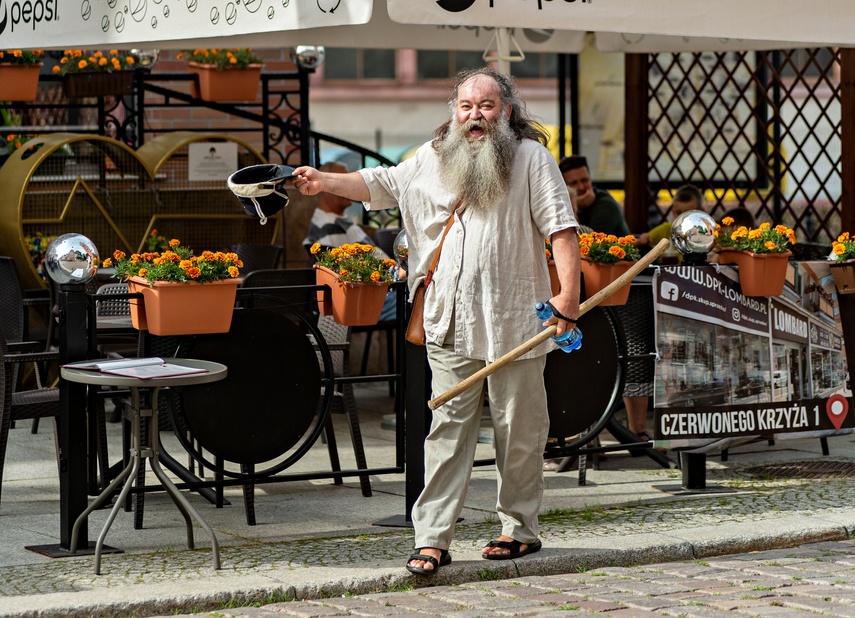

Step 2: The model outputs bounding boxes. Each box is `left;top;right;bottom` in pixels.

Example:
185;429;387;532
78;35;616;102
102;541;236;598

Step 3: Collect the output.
314;265;389;326
62;70;135;98
580;258;634;306
188;62;262;102
717;248;792;297
547;261;560;296
830;260;855;295
127;276;241;336
0;64;42;101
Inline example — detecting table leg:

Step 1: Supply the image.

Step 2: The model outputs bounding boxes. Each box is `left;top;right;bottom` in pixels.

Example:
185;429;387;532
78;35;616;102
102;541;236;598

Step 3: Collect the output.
70;398;144;575
147;387;221;570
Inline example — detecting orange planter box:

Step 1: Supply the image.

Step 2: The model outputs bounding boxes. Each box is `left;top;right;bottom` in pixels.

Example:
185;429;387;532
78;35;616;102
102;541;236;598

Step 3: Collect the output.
128;276;240;336
0;64;42;101
717;249;791;297
314;265;388;327
188;62;262;102
580;258;634;306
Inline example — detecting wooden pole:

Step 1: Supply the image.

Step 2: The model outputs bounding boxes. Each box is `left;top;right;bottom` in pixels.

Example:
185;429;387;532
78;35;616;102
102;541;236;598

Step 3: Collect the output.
427;238;670;410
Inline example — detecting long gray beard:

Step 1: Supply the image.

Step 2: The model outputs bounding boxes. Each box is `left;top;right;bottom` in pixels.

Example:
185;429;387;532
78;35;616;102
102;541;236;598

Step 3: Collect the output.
436;114;517;212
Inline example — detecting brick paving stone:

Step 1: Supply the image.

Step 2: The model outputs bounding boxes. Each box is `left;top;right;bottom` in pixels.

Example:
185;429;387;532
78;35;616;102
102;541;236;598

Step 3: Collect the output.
606;610;668;618
363;594;461;613
736;606;809;616
304;599;400;615
499;577;590;593
660;604;747;617
571;599;626;612
779;597;855;616
511;592;596;606
588;592;677;610
606;579;695;596
266;603;354;617
784;583;855;599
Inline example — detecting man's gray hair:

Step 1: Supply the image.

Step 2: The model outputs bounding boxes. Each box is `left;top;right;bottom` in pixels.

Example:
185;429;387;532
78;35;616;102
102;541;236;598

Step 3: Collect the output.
433;67;550;147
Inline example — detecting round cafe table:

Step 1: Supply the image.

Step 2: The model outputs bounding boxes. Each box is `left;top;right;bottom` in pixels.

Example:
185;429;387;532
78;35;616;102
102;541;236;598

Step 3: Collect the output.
61;358;227;575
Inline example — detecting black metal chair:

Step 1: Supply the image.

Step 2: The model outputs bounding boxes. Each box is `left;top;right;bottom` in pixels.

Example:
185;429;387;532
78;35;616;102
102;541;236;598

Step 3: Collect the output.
240;268;320;328
355;227;401;395
171;307;339;524
0;256;55;435
0;322;60;509
241;270;372;497
233;243;283;276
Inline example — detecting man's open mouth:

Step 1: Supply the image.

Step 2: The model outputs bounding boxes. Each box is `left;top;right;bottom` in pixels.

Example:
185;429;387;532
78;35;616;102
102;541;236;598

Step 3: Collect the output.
468;123;485;139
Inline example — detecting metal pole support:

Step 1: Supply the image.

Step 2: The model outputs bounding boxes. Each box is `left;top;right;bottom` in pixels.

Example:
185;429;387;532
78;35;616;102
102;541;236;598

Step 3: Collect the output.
59;283;90;549
679;451;707;490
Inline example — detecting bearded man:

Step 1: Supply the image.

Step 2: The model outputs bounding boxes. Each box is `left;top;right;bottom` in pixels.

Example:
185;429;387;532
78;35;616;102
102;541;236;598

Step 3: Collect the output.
292;68;580;574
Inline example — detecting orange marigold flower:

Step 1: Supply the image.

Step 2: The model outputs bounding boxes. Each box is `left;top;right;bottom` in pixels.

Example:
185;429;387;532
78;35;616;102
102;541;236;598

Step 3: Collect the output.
370;271;381;282
608;246;626;259
311;243;321;254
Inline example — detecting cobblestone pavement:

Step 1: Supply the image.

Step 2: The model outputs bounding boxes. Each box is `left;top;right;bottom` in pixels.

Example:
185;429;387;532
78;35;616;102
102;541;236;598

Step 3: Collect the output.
163;540;855;617
1;475;852;600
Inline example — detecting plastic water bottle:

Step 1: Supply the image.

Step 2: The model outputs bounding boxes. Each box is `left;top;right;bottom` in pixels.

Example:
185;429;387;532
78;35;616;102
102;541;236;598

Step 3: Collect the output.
535;301;582;353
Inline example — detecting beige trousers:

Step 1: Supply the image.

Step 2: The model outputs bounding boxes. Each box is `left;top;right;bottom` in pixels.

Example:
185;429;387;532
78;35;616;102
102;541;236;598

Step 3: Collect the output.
412;343;549;551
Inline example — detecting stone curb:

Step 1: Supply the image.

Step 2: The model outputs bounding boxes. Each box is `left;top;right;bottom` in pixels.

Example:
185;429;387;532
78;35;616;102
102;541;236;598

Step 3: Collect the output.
3;516;853;618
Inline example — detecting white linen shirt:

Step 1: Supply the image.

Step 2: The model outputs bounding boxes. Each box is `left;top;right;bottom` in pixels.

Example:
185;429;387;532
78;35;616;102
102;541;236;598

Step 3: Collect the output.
360;139;577;362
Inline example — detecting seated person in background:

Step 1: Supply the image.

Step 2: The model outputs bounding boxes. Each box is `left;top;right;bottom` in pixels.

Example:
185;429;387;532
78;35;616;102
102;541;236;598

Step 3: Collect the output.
303;161;397;322
559;155;629;237
636;184;704;249
719;206;755;231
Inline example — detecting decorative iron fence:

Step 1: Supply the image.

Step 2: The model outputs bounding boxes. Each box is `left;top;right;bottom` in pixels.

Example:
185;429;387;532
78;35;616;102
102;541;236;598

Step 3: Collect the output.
645;48;842;246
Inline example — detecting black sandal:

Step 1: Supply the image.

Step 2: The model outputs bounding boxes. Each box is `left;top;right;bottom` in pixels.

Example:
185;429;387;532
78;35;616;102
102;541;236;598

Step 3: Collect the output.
482;538;542;560
405;548;451;574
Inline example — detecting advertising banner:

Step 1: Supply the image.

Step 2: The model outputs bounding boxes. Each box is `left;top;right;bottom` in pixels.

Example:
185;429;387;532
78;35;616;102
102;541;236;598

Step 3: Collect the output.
652;262;852;447
655;265;769;336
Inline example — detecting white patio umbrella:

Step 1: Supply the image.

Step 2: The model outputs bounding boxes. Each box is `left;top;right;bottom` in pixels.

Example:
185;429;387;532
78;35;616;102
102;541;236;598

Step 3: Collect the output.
1;0;841;62
0;0;583;57
388;0;855;48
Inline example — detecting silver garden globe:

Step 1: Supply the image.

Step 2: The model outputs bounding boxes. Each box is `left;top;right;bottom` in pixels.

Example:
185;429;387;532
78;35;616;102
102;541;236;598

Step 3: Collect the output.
392;229;408;266
45;233;99;284
671;210;717;255
291;46;325;70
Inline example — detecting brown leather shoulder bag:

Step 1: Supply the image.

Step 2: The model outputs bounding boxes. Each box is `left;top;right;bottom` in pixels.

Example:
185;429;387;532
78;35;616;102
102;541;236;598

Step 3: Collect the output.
405;212;457;346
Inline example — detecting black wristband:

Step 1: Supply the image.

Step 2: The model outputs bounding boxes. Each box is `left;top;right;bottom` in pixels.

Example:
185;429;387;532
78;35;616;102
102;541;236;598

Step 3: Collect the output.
545;301;577;324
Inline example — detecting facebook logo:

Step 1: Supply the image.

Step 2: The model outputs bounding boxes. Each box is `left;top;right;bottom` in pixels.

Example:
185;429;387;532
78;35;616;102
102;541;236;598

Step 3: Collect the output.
661;281;679;302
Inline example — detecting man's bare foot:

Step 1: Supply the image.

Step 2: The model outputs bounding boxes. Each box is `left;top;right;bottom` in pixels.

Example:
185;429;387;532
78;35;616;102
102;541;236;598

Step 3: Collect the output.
482;536;542;560
405;548;452;574
482;535;524;557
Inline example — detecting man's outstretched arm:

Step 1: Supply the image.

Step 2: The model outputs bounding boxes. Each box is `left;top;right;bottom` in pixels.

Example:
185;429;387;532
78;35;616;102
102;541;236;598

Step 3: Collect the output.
292;166;371;202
